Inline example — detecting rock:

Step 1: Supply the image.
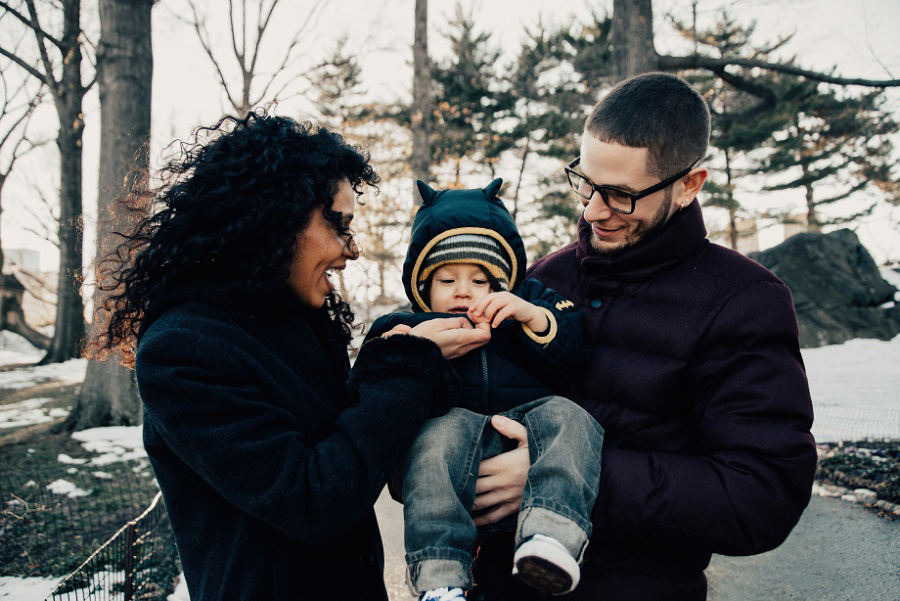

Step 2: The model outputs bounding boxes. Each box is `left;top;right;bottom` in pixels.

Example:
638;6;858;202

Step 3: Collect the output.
750;229;900;348
875;499;900;515
853;488;878;502
813;482;846;497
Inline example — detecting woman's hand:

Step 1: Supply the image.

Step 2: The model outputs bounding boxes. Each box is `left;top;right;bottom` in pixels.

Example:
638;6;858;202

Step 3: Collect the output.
472;415;529;526
404;317;491;359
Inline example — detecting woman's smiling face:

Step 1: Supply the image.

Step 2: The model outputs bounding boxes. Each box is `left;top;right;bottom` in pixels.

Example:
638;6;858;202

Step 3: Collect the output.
287;179;357;308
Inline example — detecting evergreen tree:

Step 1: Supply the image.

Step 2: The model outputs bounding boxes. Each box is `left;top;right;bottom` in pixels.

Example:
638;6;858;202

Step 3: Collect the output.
509;13;613;253
430;4;513;187
309;42;410;311
759;79;899;229
674;12;792;249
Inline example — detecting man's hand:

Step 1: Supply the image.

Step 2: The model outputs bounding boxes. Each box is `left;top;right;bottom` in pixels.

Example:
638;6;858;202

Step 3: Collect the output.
468;292;549;333
473;415;529;526
405;316;491;359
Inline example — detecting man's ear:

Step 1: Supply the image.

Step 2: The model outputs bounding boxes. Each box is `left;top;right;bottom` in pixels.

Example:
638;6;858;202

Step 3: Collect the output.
677;167;708;206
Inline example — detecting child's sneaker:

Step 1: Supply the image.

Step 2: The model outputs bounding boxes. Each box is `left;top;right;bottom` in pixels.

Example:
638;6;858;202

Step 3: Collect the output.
419;587;466;601
512;534;580;595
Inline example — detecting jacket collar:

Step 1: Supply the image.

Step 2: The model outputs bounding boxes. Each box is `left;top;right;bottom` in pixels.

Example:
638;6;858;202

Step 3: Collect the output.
575;200;708;286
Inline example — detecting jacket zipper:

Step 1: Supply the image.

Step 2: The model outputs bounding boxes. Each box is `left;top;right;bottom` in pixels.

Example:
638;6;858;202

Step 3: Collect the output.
480;348;489;411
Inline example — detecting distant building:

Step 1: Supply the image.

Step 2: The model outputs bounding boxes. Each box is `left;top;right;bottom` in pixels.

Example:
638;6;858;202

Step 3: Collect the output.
783;213;810;241
3;248;41;273
735;218;759;255
1;248;54;328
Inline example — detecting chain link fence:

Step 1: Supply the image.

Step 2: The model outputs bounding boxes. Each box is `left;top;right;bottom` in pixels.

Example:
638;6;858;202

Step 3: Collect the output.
812;405;900;444
45;492;179;601
1;459;179;600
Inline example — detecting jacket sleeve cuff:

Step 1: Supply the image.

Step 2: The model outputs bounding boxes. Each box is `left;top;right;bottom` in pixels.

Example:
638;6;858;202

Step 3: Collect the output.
521;307;558;345
347;334;460;413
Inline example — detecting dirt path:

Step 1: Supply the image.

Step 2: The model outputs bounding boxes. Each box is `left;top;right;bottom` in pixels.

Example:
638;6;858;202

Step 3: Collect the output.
706;494;899;600
376;493;900;601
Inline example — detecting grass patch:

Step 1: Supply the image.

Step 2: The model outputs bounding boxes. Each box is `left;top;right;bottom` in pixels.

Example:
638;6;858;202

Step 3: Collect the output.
0;418;162;579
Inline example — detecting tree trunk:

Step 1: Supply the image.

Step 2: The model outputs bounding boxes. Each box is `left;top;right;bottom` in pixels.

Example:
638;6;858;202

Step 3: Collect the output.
410;0;431;196
0;175;6;271
63;0;153;432
724;147;738;250
611;0;658;81
40;0;87;365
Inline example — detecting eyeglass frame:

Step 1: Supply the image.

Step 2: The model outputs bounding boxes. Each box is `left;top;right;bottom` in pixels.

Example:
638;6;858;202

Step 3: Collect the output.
564;157;700;215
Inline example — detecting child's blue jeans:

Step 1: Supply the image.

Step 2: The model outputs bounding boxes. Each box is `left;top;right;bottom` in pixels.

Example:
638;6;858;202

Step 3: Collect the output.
401;396;604;594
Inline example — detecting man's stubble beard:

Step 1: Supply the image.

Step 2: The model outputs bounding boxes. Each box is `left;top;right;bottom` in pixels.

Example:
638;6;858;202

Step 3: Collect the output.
588;188;674;256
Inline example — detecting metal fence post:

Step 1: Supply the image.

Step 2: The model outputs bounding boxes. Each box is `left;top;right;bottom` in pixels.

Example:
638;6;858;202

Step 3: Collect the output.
124;522;136;601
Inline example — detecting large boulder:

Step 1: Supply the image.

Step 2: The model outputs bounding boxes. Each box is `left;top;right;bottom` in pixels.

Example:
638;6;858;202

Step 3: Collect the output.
749;229;900;348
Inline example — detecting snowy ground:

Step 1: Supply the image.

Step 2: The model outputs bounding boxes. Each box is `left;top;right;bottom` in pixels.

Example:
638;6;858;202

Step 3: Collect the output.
1;268;898;599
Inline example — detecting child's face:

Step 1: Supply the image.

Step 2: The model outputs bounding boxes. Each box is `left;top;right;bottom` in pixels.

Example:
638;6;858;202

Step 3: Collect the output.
429;264;493;313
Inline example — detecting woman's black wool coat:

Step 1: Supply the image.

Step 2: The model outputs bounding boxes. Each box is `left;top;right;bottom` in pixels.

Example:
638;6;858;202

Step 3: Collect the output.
136;285;458;601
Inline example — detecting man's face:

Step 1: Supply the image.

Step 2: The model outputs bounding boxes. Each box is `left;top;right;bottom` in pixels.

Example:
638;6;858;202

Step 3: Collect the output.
576;133;686;255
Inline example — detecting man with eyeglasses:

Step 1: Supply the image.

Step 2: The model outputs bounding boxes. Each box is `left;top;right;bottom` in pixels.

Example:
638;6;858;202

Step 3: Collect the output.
469;73;816;601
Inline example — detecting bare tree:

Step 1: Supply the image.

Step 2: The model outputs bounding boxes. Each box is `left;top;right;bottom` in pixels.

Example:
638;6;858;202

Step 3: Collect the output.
0;68;46;272
179;0;329;117
0;0;95;364
61;0;152;432
410;0;430;187
613;0;899;92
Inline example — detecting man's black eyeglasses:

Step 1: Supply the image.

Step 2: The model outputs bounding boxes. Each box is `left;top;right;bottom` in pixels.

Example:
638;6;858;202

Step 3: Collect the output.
565;158;699;215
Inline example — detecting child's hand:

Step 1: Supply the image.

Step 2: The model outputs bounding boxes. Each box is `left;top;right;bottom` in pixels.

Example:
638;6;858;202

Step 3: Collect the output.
467;292;549;332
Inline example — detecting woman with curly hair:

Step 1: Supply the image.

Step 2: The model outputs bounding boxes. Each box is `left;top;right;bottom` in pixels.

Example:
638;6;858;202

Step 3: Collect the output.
95;112;489;601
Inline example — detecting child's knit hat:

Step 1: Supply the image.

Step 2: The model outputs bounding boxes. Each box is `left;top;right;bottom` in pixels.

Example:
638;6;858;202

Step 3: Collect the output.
418;232;514;291
404;178;526;312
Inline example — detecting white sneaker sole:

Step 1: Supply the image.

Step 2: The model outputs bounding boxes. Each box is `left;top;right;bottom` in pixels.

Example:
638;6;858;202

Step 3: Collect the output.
512;537;580;595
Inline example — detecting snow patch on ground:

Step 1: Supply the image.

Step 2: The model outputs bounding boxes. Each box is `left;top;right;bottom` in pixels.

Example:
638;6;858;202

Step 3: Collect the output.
802;334;900;442
0;576;58;600
0;351;87;391
46;478;91;498
0;397;68;429
71;426;146;464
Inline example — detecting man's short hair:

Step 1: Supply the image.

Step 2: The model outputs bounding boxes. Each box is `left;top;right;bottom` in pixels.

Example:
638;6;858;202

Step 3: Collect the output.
585;72;710;178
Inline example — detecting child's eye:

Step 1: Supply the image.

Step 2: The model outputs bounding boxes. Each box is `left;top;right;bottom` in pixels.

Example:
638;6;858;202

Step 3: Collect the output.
473;279;488;286
438;279;455;285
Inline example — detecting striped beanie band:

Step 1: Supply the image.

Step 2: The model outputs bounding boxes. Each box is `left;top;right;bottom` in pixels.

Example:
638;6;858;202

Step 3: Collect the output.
418;233;513;291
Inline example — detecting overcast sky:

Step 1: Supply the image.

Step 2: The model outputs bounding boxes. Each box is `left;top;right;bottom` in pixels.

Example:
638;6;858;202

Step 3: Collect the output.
3;0;899;269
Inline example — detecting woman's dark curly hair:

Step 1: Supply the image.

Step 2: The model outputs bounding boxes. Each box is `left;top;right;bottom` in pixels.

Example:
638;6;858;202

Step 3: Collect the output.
96;111;379;365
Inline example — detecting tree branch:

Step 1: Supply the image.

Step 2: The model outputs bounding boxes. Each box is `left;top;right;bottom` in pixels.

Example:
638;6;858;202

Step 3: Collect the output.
0;0;64;49
186;0;240;112
252;0;327;106
0;82;45;153
658;54;900;87
23;0;59;90
0;47;49;85
709;66;777;120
